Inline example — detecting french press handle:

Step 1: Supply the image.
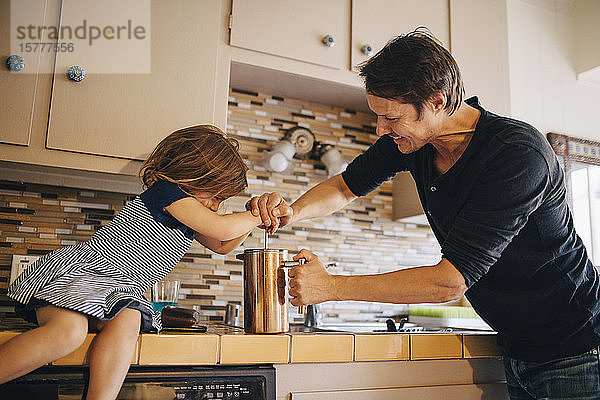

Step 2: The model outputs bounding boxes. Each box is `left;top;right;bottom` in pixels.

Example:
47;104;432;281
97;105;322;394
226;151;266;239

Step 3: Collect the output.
282;258;306;314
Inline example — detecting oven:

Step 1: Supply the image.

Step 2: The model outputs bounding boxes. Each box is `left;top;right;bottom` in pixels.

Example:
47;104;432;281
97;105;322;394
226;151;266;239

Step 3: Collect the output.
0;364;275;399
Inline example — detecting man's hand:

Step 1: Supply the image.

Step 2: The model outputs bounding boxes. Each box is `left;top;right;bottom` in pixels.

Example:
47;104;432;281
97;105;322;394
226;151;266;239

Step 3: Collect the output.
287;249;338;306
245;192;294;233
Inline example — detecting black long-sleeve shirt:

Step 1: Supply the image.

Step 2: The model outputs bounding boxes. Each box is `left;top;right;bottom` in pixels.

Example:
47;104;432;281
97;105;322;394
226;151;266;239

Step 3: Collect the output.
342;97;600;362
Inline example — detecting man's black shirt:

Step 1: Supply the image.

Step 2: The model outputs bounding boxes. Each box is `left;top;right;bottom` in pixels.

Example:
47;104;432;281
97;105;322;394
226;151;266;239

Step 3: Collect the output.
342;97;600;362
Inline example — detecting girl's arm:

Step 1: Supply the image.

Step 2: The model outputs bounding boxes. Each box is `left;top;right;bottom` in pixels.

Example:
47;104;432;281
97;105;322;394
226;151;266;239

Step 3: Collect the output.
194;231;250;255
165;197;261;242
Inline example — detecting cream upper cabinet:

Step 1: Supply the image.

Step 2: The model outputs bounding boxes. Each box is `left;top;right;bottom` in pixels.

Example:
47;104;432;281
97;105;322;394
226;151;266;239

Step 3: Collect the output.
46;0;220;160
0;0;46;146
449;0;510;115
352;0;450;69
229;0;350;70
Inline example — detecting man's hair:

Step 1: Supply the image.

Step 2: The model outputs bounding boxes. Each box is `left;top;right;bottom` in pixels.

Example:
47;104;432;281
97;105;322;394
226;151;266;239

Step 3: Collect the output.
358;28;464;118
140;125;248;199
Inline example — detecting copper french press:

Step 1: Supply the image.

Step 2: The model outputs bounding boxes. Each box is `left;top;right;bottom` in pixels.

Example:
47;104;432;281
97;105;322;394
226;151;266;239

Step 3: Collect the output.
235;248;305;333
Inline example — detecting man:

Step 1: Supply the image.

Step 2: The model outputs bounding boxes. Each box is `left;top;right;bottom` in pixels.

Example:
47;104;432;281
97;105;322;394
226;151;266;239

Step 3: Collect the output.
248;30;600;399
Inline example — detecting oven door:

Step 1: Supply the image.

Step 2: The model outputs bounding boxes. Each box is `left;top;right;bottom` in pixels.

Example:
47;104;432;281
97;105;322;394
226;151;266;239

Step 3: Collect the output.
0;364;275;400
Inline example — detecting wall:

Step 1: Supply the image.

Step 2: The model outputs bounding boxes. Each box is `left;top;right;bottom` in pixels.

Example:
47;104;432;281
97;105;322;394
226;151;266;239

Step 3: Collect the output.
507;0;600;141
0;89;442;325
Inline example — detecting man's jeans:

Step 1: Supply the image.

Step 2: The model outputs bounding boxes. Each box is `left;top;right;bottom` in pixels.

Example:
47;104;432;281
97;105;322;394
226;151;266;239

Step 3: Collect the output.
503;347;600;399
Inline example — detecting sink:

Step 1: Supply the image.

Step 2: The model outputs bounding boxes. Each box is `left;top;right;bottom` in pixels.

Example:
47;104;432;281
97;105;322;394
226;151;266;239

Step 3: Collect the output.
313;322;390;333
288;324;348;334
289;322;398;334
288;322;493;334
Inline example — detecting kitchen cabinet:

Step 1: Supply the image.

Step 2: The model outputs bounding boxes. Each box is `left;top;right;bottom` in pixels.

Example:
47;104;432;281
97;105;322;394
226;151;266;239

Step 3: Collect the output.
1;0;509;177
229;0;349;70
0;0;46;146
351;0;450;68
229;0;450;73
450;0;510;115
46;0;220;160
0;0;222;174
291;383;508;399
276;359;508;400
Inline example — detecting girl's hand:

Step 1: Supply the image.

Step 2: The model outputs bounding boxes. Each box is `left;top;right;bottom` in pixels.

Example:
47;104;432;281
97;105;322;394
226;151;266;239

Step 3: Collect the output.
288;249;337;306
245;192;293;233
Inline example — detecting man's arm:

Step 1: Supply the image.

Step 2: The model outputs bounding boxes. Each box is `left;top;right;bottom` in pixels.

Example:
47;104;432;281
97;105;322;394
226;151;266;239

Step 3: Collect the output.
290;174;357;223
288;250;467;305
331;259;467;304
248;135;406;231
247;174;357;231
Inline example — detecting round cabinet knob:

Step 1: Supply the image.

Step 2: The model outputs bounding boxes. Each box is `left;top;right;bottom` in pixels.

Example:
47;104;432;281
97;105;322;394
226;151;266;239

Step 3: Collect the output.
361;44;373;57
322;34;335;47
67;65;85;82
6;55;25;72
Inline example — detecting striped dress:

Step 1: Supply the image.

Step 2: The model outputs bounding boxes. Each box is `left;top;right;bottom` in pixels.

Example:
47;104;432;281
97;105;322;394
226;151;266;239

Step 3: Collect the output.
7;181;195;331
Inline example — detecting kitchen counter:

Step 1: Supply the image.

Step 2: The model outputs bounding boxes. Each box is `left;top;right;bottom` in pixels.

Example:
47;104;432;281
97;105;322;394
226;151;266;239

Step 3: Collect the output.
0;326;501;366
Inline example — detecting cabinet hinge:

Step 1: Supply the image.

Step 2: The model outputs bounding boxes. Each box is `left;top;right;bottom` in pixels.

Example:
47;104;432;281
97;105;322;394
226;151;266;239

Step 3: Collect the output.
228;13;233;30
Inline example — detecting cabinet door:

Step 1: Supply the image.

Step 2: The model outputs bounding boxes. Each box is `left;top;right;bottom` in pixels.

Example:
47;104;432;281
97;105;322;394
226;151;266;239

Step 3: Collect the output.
292;383;508;399
0;0;46;146
352;0;450;68
450;0;510;115
46;0;220;161
230;0;349;69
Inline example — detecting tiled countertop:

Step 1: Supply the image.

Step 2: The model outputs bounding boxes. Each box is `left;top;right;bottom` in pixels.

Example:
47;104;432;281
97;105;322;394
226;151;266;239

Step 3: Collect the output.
0;327;501;366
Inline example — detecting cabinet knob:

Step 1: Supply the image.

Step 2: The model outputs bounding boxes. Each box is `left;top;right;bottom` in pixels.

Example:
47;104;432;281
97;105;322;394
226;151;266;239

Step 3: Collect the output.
6;55;25;72
322;34;335;48
67;65;85;82
361;44;373;57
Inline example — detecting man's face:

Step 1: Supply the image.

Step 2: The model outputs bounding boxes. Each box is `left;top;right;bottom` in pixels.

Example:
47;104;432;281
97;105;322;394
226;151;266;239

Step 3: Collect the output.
366;93;438;154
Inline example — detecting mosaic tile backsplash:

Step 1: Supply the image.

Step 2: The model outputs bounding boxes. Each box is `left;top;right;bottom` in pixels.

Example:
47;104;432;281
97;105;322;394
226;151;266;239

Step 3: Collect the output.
0;88;441;325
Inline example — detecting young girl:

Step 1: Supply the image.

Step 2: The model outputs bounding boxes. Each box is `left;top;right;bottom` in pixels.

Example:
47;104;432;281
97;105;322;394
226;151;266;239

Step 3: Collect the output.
0;125;265;399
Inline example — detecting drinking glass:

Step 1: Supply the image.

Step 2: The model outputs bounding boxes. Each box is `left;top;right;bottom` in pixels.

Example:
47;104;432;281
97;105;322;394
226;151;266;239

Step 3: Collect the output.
151;279;180;311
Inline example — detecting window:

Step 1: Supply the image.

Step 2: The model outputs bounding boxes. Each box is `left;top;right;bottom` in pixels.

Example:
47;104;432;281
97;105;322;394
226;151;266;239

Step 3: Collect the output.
548;133;600;266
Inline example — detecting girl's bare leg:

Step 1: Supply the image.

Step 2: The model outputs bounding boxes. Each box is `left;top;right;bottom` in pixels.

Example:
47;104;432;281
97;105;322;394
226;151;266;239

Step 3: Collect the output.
85;308;141;400
0;306;88;384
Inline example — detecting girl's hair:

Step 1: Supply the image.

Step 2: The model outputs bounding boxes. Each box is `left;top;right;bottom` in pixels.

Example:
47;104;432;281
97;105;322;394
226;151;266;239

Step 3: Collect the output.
140;125;248;199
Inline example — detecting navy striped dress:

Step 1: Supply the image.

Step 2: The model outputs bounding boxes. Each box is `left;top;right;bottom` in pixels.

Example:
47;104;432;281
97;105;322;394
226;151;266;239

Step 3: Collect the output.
8;181;195;332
